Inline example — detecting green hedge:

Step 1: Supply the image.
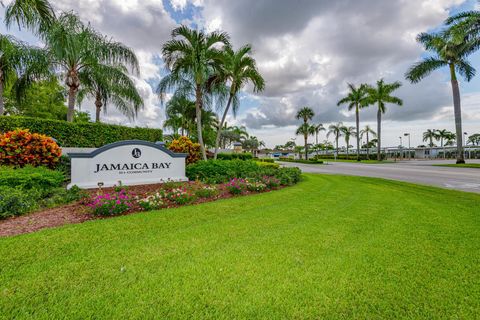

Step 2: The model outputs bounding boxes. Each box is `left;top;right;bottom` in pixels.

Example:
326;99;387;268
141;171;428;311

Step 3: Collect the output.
313;154;386;160
0;116;163;147
255;158;275;163
0;166;65;197
278;158;323;164
217;153;253;160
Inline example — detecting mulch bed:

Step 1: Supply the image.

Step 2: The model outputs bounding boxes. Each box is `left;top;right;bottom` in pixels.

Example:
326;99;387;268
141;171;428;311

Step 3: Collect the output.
0;182;277;238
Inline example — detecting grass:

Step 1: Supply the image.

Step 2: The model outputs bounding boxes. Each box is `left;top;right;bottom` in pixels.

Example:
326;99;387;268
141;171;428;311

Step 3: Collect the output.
1;174;480;319
322;159;394;164
434;163;480;169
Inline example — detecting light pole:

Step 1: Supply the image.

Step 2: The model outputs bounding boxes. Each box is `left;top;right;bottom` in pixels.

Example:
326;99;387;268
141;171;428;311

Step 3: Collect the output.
399;136;403;159
464;132;468;159
404;133;411;160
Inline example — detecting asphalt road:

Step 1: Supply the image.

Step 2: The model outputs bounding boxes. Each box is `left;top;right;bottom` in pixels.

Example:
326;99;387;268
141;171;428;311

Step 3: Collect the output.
279;159;480;193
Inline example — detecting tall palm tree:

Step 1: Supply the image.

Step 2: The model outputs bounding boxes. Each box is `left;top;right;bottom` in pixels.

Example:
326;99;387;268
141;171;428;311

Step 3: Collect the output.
313;123;325;156
296;123;315;160
436;129;455;159
77;64;143;122
365;79;403;161
159;25;230;160
45;12;139;122
327;122;343;158
164;95;196;136
341;126;356;159
406;31;476;164
337;83;368;161
0;34;50;115
212;44;265;159
359;125;376;160
423;129;438;147
4;0;55;34
296;107;315;124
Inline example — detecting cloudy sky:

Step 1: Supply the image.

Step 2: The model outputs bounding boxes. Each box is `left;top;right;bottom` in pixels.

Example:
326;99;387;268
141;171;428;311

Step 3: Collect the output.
2;0;480;148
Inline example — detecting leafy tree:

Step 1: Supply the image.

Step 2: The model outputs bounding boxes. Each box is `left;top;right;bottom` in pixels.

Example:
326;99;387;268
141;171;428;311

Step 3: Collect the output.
365;79;403;161
242;135;264;153
341;126;356;159
77;64;143;122
337;83;368;161
423;129;438;148
296;123;315;160
327;122;343;158
467;133;480;146
296;107;314;124
359;125;376;159
405;31;475;164
313;123;325;156
212;44;264;159
4;0;55;34
159;25;230;160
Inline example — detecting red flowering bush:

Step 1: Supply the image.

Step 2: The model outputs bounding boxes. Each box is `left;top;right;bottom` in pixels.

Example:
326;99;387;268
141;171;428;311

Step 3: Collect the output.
168;136;200;164
0;129;62;168
87;189;134;216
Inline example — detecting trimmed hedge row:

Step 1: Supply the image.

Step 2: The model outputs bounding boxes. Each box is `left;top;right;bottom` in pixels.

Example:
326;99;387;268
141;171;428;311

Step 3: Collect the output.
278;158;323;164
217;153;253;160
313;154;386;160
0;116;163;147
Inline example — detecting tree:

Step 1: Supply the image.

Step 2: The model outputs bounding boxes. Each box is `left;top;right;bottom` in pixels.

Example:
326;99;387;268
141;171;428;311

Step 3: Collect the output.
0;34;50;115
4;0;55;34
296;123;315;160
405;31;476;164
242;136;265;154
340;126;356;159
327;122;343;158
365;79;403;161
164;95;196;136
423;129;438;148
359;125;376;159
77;64;143;122
313;123;325;156
159;25;230;160
436;129;455;158
296;107;314;124
467;133;480;146
283;140;296;151
212;44;264;159
337;83;368;161
45;12;139;122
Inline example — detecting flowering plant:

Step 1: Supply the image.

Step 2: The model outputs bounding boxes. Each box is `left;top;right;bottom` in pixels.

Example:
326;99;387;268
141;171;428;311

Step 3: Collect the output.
164;188;195;205
245;179;267;192
261;176;281;189
138;192;165;211
195;185;218;198
225;178;247;195
168;136;201;164
87;189;133;216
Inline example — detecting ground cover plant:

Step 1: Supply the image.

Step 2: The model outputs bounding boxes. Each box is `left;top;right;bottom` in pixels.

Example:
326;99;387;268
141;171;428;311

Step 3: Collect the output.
0;174;479;318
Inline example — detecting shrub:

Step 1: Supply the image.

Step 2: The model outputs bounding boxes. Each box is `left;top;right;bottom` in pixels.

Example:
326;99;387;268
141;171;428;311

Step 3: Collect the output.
194;185;218;198
255;158;274;163
187;160;260;183
40;186;88;208
256;161;280;169
275;167;302;185
0;116;163;147
261;176;281;189
278;158;323;164
0;129;62;168
0;186;39;219
0;166;65;197
168;136;200;165
138;192;165;211
217;153;253;160
245;179;267;192
55;155;71;178
164;188;196;205
312;154;387;161
88;189;134;216
225;178;247;195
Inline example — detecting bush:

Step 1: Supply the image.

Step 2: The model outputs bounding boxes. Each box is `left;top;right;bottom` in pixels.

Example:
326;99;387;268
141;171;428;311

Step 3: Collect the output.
186;160;260;184
0;166;65;197
55;155;71;178
278;158;323;164
138;192;165;211
217;153;253;160
164;188;196;205
40;186;88;208
224;178;247;195
0;116;163;147
0;186;39;218
275;167;302;185
256;161;280;169
255;158;274;163
87;189;134;216
0;129;62;168
313;154;386;161
168;136;200;165
194;185;218;198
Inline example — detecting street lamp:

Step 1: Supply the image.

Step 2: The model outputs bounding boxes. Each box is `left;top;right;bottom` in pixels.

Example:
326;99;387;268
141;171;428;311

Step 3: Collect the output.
399;136;403;159
404;133;411;160
464;132;468;159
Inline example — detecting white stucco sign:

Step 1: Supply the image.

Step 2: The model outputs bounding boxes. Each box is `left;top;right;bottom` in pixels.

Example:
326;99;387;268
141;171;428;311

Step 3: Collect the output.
67;140;188;189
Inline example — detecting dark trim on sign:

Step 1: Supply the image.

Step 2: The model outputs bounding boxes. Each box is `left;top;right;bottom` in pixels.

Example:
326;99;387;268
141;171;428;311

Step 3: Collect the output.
68;140;188;159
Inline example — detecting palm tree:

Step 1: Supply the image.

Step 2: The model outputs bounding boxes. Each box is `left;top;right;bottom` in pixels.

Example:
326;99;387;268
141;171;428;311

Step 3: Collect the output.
423;129;438;148
0;34;50;115
77;64;143;122
467;133;480;146
296;123;315;160
436;129;455;159
341;126;356;159
405;31;476;164
159;25;230;160
313;123;325;156
4;0;55;34
365;79;403;161
337;83;368;161
164;95;196;136
360;125;376;160
242;136;265;154
45;12;139;122
296;107;315;124
327;122;343;158
212;44;265;159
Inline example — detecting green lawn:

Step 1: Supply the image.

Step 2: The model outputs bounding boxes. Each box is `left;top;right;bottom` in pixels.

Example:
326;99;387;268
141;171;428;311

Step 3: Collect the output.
434;163;480;169
1;174;480;319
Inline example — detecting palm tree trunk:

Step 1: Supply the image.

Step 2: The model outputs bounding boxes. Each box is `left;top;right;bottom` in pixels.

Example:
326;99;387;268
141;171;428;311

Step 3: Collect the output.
355;104;360;161
346;139;349;159
195;85;207;160
450;64;465;164
304;134;308;160
0;80;4;116
335;134;339;160
95;92;102;123
316;132;319;157
214;94;233;160
366;132;370;160
377;107;382;161
67;86;76;122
